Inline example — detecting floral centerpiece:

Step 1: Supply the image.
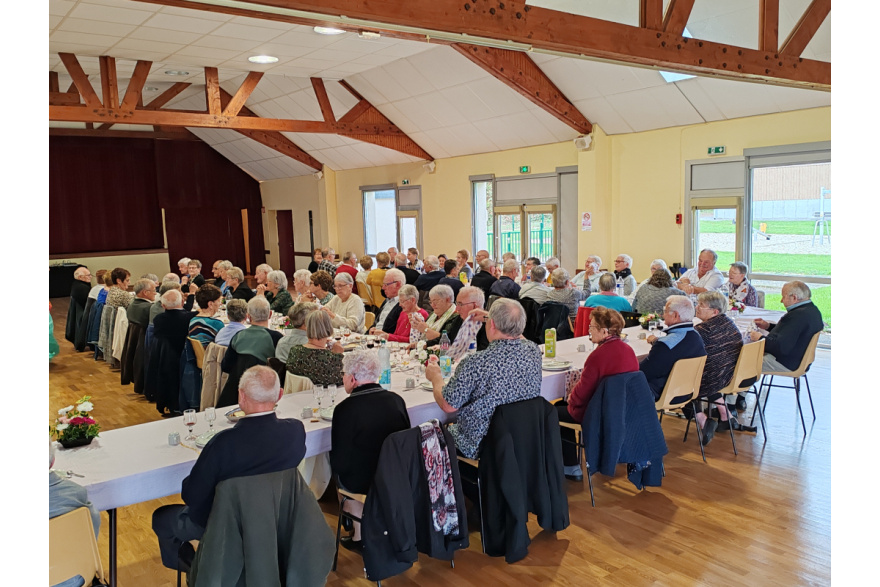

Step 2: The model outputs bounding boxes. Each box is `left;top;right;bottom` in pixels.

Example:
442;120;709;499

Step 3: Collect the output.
408;340;434;365
729;300;746;314
638;312;662;329
51;396;100;448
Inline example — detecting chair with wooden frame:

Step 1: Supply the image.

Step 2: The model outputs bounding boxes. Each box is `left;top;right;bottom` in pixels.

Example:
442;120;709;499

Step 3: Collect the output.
49;507;106;587
364;311;375;331
358;282;375;312
187;337;207;369
713;339;767;450
550;399;596;507
332;489;370;577
757;331;821;436
655;355;708;462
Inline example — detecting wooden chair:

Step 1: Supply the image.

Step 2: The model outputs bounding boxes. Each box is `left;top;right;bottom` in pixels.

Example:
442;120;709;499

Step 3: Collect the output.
364;311;375;331
714;339;767;449
333;489;368;574
549;399;595;507
358;282;375;312
187;337;207;369
655;355;708;462
284;373;314;395
49;507;106;587
758;331;821;436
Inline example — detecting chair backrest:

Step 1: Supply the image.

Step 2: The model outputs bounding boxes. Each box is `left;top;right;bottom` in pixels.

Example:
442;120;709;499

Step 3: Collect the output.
539;302;574;340
200;343;229;410
790;331;822;377
358;282;374;310
187;337;207;369
49;507;105;586
756;290;765;308
717;339;764;396
417;289;432;312
486;294;501;311
655;355;707;412
369;277;386;310
518;297;543;344
284;373;314;394
266;356;287;387
364;311;375;331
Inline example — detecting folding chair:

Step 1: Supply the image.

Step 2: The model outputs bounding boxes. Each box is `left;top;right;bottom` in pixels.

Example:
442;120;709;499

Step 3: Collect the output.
364;311;375;331
49;507;106;587
715;339;767;449
655;355;708;462
187;337;207;369
758;331;821;436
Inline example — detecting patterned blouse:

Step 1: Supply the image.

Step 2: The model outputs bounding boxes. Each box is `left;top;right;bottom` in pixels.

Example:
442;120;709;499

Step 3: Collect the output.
188;316;224;345
106;286;132;309
270;289;294;315
442;338;543;458
285;345;344;386
694;313;743;398
546;287;588;317
632;285;686;314
730;279;758;307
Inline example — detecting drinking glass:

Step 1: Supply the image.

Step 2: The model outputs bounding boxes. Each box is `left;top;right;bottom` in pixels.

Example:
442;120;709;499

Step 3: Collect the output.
183;409;197;441
313;386;326;416
328;384;339;407
205;407;216;431
342;327;351;338
648;320;659;337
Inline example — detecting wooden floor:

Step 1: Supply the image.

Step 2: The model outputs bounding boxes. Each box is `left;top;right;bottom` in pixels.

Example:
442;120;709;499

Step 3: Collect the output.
49;297;831;586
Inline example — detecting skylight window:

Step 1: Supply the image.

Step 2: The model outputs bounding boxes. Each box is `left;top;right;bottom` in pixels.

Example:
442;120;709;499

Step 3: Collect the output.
660;27;696;83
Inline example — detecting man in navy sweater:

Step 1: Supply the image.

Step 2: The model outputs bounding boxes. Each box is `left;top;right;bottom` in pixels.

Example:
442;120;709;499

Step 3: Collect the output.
151;366;306;571
640;295;707;401
750;280;824;371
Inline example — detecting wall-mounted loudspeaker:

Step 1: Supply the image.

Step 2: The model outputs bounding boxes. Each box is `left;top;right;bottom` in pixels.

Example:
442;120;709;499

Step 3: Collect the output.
423;161;436;174
574;135;592;151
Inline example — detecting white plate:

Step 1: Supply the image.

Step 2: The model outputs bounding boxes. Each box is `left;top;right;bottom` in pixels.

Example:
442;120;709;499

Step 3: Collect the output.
419;381;434;390
542;361;572;371
319;406;334;422
225;407;245;423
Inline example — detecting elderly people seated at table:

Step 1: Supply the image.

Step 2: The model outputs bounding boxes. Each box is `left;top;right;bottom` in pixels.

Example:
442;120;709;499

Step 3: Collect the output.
67;265;92;343
306;270;335;306
518;256;540;284
470;258;497;299
322;273;365;333
127;278;156;328
749;280;824;372
210;260;224;290
547;268;589;317
440;286;490;354
356;255;373;291
275;302;319;361
254;263;272;289
406;247;424;273
318;248;338;277
544;256;560;285
285;269;310;305
182;260;206;289
372;268;406;333
584;273;634;313
218;297;284;407
425;298;543;459
106;267;133;309
150;281;181;325
728;261;758;306
215;261;233;295
371;284;428;343
438;259;465;297
336;251;361;291
455;249;474;280
152;365;306;572
367;252;391;305
490;259;522;300
519;265;552;304
414;255;445;292
691;292;753;442
214;299;248;346
639;259;669;287
285;311;344;386
632;269;684;314
640;295;707;400
573;255;603;292
676;248;724;294
409;284;457;346
555;307;639;480
394;253;420;285
150;289;195;414
331;350;411;549
611;254;638;296
262;270;294;315
225;267;254;302
177;257;191;281
188;285;224;345
308;248;322;273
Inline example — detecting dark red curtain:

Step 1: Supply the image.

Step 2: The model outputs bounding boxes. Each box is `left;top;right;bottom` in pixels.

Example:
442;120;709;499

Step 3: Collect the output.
49;137;163;254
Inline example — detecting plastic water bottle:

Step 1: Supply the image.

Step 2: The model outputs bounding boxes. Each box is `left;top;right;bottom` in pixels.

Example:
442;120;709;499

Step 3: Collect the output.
526;272;531;283
616;276;624;297
378;340;391;389
439;331;452;376
439;331;450;354
545;328;556;358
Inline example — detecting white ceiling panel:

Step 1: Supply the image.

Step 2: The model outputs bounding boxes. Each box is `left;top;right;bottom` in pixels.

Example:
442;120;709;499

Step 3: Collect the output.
50;0;76;17
605;85;704;133
67;2;156;25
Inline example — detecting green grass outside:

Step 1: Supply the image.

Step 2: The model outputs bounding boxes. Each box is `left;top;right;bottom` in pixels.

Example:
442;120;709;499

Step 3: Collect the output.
715;251;831;276
698;220;831;235
762;285;831;329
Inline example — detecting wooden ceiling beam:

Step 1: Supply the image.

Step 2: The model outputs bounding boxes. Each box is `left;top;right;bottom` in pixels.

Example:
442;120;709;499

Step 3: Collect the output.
451;43;591;135
99;56;119;110
49;127;201;141
50;91;81;106
120;60;153;111
780;0;830;57
58;53;102;108
144;82;192;110
662;0;695;36
310;78;336;123
222;71;263;117
218;87;323;171
640;0;663;31
49;71;60;93
759;0;779;53
204;67;222;115
225;0;828;90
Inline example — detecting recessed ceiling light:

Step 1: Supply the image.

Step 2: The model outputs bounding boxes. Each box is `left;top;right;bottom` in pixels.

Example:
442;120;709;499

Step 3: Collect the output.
248;55;279;64
164;70;190;76
313;26;345;35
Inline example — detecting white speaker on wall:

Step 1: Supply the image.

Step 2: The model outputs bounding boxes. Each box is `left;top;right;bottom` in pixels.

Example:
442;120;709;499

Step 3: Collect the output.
423;161;436;174
574;135;592;151
313;170;323;180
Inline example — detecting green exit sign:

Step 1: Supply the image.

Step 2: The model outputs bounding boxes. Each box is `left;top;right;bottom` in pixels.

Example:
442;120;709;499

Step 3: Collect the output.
519;166;530;174
707;146;726;155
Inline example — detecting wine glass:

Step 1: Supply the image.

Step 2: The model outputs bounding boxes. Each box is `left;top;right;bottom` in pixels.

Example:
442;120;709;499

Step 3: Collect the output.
312;385;325;416
183;409;197;441
342;326;351;339
328;384;339;407
648;320;659;337
205;407;216;431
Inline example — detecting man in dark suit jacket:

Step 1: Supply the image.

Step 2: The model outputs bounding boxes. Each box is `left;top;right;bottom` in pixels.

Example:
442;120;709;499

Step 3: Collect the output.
152;366;306;570
750;280;824;371
413;255;445;292
393;253;420;286
470;258;498;303
150;289;196;414
65;266;92;344
640;295;707;400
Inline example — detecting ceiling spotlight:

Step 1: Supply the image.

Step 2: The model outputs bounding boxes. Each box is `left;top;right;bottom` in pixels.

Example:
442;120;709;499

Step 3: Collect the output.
358;31;381;40
313;26;345;35
164;70;190;76
248;55;279;64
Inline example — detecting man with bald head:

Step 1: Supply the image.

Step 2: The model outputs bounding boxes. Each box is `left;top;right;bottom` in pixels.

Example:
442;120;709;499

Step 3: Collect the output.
66;266;93;345
750;280;824;372
490;259;521;299
127;278;157;327
414;255;445;292
474;250;490;273
394;253;419;285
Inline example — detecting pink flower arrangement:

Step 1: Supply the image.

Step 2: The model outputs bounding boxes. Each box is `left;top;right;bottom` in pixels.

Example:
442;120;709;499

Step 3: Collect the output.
51;396;100;445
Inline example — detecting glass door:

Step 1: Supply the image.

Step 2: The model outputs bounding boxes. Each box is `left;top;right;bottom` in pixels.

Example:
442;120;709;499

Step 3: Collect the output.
397;210;420;255
493;204;556;262
692;206;739;271
494;206;523;261
525;204;556;261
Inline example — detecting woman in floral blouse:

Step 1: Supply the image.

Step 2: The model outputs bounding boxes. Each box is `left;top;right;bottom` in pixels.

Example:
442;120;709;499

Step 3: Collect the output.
728;262;758;307
285;310;344;386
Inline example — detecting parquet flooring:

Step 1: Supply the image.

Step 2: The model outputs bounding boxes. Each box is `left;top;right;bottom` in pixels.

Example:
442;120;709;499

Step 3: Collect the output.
49;297;831;586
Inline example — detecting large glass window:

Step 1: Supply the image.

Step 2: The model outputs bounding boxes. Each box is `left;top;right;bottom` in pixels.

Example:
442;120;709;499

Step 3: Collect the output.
472;180;493;259
363;188;397;255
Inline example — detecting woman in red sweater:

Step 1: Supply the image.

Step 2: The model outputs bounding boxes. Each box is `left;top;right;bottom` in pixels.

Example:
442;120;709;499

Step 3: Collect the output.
556;306;639;481
374;284;428;343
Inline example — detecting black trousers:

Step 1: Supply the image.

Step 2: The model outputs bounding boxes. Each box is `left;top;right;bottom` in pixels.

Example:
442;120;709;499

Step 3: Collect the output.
151;505;205;570
555;402;580;467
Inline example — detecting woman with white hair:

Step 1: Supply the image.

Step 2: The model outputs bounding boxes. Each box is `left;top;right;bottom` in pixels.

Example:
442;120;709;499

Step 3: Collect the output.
728;262;758;306
275;302;319;361
290;269;313;304
546;268;588;317
322;273;366;333
373;284;428;343
639;259;670;287
260;270;293;315
410;284;457;346
331;350;410;550
613;253;638;296
632;269;684;314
